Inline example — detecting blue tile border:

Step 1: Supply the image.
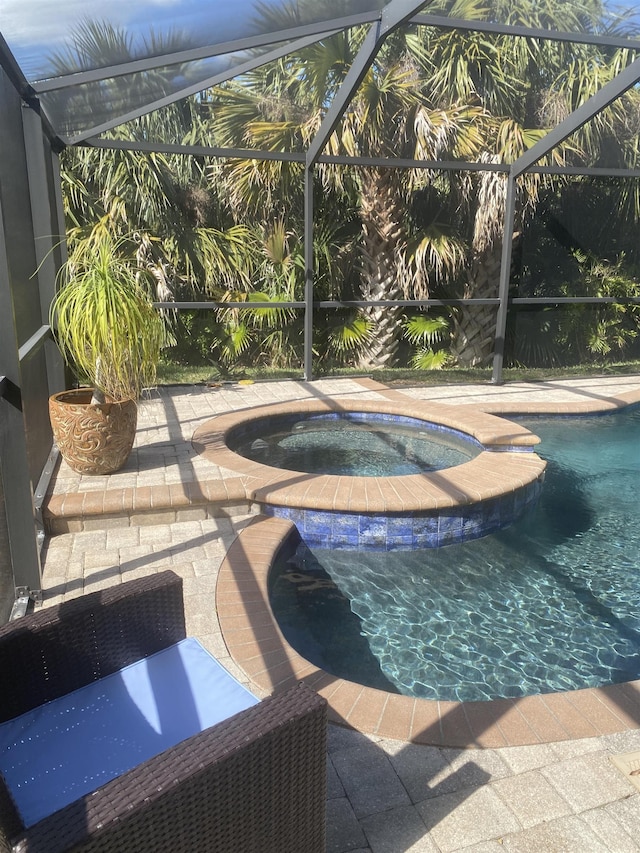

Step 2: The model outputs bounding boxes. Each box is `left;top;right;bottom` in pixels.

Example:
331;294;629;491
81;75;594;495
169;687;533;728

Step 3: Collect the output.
262;477;543;551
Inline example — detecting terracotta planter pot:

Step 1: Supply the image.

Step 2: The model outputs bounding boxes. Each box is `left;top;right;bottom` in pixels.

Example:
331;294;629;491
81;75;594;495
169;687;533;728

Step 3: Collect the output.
49;388;138;475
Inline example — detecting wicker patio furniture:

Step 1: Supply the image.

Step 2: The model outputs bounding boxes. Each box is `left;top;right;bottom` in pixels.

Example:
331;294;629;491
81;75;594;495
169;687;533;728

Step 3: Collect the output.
0;570;327;853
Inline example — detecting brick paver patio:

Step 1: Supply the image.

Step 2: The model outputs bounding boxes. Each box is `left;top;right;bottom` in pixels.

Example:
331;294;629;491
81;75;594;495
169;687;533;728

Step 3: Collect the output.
41;374;640;852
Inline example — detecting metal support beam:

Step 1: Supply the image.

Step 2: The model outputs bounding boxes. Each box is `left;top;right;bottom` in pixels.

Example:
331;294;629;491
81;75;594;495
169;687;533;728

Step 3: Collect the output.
0;33;34;100
306;23;380;166
66;31;340;145
380;0;433;37
17;325;52;363
0;35;63;152
491;175;518;385
0;198;42;595
34;13;379;93
22;105;66;397
304;167;314;380
151;294;636;311
0;376;22;411
306;0;429;166
153;301;305;310
85;137;307;163
83;137;640;179
412;13;640;51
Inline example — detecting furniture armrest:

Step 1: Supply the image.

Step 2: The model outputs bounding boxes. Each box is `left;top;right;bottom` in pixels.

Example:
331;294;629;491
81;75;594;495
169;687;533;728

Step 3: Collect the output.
0;571;186;721
13;682;328;853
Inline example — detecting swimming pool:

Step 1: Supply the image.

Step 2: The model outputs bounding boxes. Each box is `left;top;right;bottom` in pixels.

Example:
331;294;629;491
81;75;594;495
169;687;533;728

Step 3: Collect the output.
269;406;640;702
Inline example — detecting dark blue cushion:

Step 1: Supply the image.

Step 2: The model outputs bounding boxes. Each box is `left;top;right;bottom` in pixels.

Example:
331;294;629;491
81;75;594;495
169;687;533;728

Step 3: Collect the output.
0;637;258;827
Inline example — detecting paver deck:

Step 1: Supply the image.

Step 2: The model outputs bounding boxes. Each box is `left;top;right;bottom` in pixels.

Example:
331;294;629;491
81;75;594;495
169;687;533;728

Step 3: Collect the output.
40;373;640;852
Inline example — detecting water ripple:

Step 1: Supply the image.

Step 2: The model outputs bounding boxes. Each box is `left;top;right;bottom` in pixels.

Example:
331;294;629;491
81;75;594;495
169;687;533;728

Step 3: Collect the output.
270;407;640;701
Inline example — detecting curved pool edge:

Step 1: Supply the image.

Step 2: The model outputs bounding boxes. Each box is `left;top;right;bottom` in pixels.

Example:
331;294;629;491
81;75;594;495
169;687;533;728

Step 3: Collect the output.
193;398;547;548
218;515;640;749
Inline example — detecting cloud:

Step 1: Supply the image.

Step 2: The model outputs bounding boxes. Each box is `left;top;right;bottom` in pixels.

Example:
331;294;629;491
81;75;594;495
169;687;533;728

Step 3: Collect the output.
0;0;299;81
0;0;184;47
0;0;208;79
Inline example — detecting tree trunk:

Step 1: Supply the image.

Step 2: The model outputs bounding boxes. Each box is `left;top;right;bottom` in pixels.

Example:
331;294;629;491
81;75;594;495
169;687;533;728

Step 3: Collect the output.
356;167;407;369
450;248;503;367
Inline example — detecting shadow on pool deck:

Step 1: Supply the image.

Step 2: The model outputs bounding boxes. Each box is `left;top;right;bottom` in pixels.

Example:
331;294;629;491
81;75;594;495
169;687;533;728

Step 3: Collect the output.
40;376;640;851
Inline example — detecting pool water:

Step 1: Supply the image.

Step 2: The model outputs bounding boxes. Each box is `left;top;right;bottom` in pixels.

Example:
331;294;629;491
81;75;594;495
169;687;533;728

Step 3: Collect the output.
269;407;640;701
230;413;480;476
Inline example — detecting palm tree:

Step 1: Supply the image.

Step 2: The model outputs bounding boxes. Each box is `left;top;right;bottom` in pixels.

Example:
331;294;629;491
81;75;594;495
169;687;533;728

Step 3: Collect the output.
208;0;640;369
425;0;640;365
62;121;256;304
207;18;481;368
54;21;258;311
55;6;640;373
324;67;482;367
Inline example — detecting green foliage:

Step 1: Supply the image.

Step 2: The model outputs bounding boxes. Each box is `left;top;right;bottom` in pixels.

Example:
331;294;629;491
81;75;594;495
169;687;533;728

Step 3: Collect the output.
408;348;453;370
325;315;373;355
50;229;164;401
216;320;254;365
54;6;640;377
508;247;640;368
560;255;640;363
505;308;564;368
164;312;226;367
403;314;453;370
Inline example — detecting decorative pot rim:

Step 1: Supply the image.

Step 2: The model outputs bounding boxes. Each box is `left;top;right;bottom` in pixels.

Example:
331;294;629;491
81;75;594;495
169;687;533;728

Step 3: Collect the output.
50;388;137;407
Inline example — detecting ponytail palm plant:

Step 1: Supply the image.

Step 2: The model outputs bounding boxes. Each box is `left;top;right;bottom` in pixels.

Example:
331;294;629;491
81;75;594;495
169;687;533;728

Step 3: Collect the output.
51;228;164;403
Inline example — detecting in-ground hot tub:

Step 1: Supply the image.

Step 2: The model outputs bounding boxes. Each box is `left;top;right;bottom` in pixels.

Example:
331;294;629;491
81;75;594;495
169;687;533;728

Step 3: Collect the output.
192;398;546;550
227;410;483;476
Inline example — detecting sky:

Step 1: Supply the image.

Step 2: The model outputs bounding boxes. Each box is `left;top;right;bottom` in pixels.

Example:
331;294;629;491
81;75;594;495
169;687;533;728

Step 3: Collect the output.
0;0;262;78
1;0;640;82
